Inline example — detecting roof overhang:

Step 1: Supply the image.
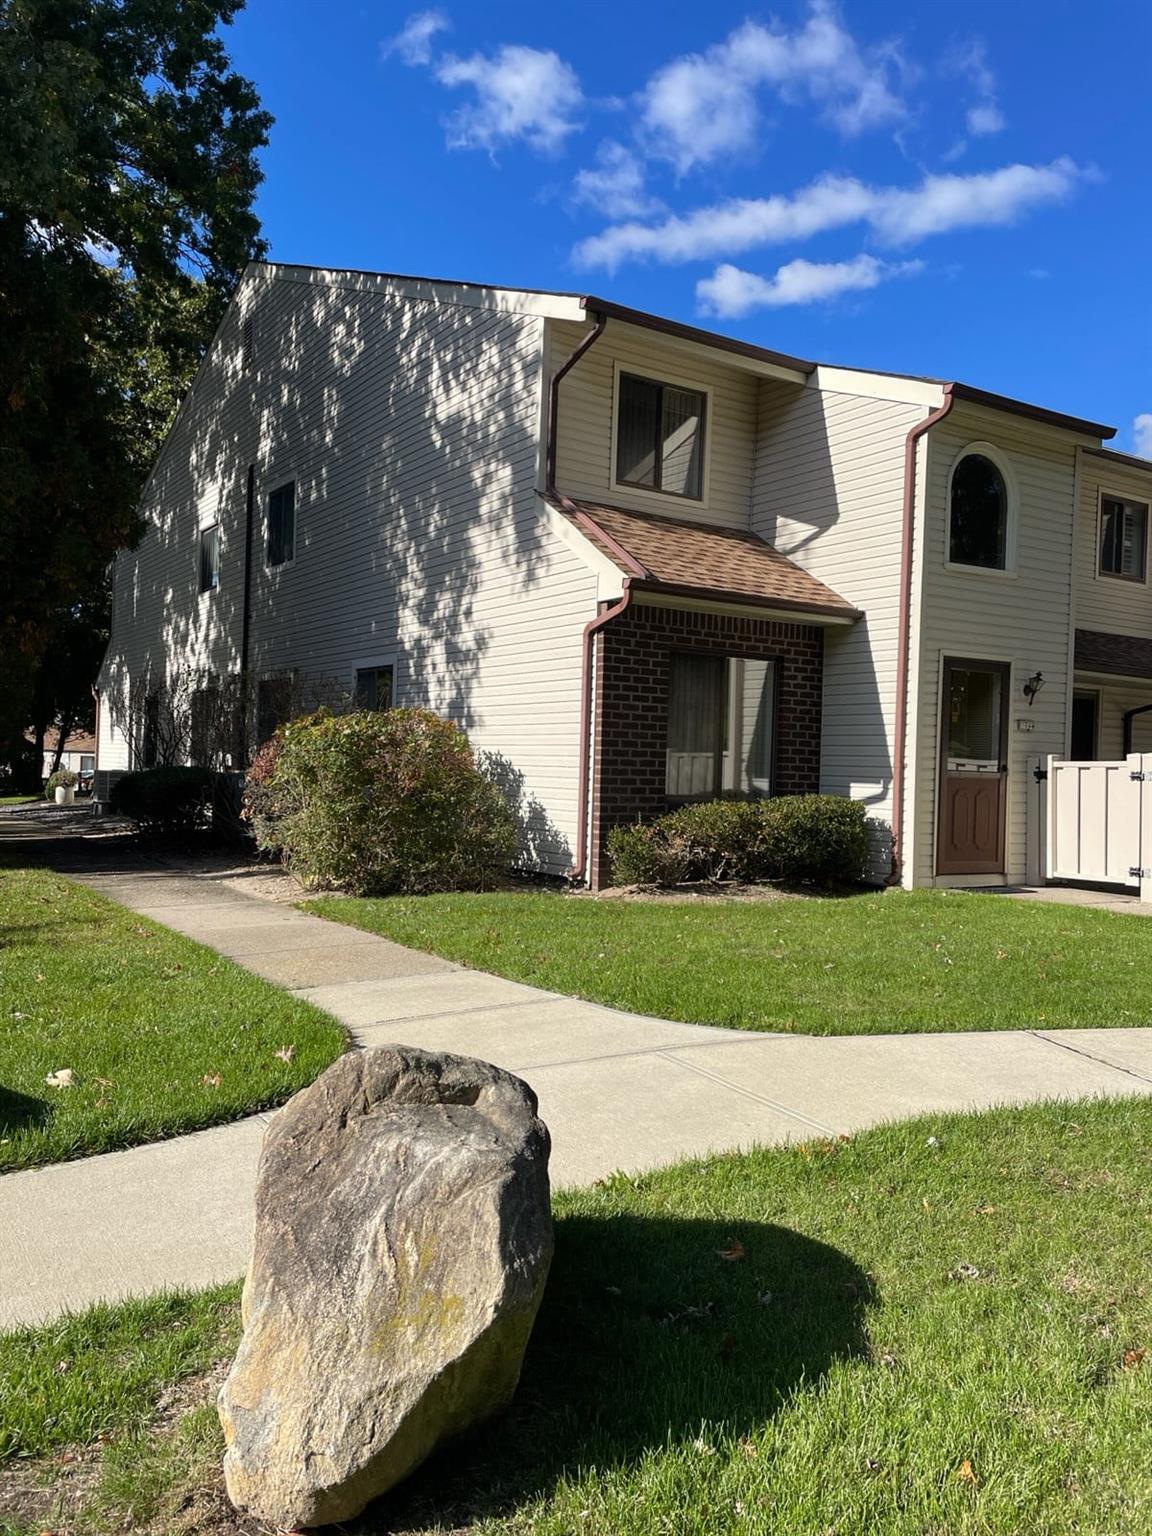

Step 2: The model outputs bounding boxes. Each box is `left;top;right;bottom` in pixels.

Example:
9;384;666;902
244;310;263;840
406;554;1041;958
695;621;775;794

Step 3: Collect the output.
629;582;859;626
579;297;813;385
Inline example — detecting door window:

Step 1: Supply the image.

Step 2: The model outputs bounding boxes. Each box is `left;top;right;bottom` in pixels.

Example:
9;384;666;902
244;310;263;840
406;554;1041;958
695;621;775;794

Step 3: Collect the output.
947;667;1003;767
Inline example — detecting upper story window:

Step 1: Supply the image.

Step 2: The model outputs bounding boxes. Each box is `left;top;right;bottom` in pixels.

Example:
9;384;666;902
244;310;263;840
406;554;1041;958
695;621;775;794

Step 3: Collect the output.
1099;494;1148;582
199;523;220;592
949;452;1010;570
616;372;706;501
267;482;295;567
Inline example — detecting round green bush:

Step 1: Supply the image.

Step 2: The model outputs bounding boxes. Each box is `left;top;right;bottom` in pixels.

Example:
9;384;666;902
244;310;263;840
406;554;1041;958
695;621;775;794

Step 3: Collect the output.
109;766;216;833
607;794;869;888
245;709;516;895
43;769;79;800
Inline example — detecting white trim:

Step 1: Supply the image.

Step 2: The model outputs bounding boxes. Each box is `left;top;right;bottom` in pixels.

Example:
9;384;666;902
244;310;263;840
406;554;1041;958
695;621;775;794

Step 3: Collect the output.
810;365;946;410
260;262;588;322
264;477;298;573
930;650;1016;880
943;440;1019;576
608;358;712;512
933;873;1009;888
350;652;399;701
536;497;625;595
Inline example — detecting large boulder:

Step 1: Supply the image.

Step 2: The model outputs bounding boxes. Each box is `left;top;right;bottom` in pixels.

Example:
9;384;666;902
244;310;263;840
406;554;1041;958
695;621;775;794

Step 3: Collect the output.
218;1045;553;1530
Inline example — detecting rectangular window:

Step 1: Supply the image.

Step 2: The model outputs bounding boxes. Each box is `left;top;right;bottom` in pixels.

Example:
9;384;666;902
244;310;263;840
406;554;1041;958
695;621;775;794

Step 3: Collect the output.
355;666;394;711
666;653;775;799
79;755;95;775
199;524;220;592
616;373;705;500
1100;495;1148;581
267;482;296;567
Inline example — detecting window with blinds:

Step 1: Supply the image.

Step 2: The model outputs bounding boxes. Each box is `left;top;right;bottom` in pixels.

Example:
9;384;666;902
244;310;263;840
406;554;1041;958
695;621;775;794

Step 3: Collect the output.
1099;495;1148;581
665;652;775;800
616;372;706;500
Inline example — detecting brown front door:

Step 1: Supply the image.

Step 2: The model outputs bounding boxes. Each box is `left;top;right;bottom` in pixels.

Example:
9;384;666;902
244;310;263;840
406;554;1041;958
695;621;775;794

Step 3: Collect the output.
936;659;1010;876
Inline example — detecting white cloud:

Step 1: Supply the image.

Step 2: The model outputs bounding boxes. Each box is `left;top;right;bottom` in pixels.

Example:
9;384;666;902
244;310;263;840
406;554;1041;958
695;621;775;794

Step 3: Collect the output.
1134;414;1152;460
574;158;1083;270
639;2;905;173
572;142;664;219
383;10;449;68
949;38;1005;138
697;255;923;317
435;44;583;153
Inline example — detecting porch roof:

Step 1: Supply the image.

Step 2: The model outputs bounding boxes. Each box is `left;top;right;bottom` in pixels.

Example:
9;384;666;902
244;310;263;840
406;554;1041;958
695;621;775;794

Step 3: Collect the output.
1075;628;1152;680
552;496;860;622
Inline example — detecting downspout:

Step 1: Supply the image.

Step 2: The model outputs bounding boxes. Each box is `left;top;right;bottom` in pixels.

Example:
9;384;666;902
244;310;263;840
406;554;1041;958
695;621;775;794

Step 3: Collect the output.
239;463;256;766
541;310;619;886
890;384;955;884
1123;703;1152;756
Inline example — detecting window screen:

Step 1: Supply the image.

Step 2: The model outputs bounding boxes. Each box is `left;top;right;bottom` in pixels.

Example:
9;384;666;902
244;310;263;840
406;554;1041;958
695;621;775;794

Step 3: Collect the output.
267;482;295;567
617;373;705;499
1100;496;1148;580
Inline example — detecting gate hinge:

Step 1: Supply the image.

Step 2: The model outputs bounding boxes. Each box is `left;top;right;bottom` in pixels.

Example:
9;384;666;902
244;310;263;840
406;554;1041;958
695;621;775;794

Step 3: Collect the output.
1130;866;1149;880
1033;765;1048;783
1131;770;1148;782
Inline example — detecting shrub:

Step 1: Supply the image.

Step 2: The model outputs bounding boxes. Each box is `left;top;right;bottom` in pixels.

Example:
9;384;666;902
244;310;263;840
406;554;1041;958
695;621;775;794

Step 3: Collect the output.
608;800;765;886
757;794;869;885
607;794;869;889
43;769;79;800
109;766;216;835
247;708;516;895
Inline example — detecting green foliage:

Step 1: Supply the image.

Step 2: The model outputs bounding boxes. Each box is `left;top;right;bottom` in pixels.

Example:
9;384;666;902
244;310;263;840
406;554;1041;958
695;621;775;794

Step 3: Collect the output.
247;708;517;895
0;0;271;745
240;729;283;847
608;794;869;887
43;768;78;798
109;765;215;834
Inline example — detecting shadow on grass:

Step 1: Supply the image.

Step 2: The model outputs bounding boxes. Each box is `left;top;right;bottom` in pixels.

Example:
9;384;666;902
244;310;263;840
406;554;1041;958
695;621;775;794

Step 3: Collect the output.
0;1086;50;1136
353;1213;873;1532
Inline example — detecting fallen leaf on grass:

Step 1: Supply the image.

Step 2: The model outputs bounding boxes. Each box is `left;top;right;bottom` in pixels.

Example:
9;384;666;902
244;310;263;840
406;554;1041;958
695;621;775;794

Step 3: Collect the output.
44;1069;74;1089
1122;1348;1146;1370
951;1263;981;1281
956;1459;979;1487
715;1238;745;1262
975;1204;997;1216
201;1073;222;1087
274;1045;296;1064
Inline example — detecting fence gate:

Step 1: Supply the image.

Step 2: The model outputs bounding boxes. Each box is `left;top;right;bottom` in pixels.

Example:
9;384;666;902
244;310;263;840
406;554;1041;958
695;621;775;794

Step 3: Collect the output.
1046;754;1152;898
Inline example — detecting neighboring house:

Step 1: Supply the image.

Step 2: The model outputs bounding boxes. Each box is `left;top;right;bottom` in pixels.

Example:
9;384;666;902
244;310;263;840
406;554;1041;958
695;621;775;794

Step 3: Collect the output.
33;729;97;786
96;262;1144;890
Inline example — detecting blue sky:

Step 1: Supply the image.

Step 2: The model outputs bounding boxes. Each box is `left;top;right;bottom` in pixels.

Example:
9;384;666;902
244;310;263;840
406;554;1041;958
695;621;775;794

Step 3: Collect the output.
228;0;1151;451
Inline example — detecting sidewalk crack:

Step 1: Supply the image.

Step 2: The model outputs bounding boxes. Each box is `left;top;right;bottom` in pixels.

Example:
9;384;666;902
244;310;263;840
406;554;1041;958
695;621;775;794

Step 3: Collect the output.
1030;1031;1152;1086
658;1051;838;1137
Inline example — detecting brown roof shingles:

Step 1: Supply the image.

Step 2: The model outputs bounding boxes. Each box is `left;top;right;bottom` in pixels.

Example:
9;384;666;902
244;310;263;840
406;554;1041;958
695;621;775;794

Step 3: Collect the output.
553;496;859;620
1075;629;1152;680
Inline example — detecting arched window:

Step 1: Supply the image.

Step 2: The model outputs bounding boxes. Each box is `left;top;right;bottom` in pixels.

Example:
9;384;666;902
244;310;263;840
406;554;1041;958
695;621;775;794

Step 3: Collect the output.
949;452;1009;570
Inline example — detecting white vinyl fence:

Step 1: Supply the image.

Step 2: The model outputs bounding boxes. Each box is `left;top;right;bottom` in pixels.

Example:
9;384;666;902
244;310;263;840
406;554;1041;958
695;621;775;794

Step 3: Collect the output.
1046;753;1152;898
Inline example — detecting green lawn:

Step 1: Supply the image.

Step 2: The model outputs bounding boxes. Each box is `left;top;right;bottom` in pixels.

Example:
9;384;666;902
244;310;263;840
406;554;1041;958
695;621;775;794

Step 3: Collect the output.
0;867;347;1170
0;797;36;808
302;887;1152;1034
3;1098;1150;1535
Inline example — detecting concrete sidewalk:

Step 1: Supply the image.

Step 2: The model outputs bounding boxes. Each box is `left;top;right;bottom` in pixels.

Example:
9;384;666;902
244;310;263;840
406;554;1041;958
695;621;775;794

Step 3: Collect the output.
4;816;1152;1328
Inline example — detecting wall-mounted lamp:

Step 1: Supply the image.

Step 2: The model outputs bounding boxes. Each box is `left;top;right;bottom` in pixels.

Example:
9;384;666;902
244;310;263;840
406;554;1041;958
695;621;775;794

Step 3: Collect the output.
1023;671;1046;707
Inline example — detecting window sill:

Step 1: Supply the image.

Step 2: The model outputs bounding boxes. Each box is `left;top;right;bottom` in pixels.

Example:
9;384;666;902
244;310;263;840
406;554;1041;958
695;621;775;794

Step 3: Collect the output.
942;561;1018;580
608;478;709;515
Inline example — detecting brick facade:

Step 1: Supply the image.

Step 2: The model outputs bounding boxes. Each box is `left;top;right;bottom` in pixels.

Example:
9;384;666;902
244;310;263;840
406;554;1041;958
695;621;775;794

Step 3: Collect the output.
590;603;825;888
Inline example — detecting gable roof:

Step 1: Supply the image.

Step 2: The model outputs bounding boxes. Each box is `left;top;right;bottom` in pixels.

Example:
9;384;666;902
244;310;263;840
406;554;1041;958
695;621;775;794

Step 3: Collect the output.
550;496;859;622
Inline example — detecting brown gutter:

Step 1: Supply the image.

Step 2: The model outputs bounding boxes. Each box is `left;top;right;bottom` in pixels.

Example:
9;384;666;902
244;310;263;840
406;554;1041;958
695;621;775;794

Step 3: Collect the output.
947;383;1114;442
545;311;607;498
581;297;815;377
890;385;956;884
571;581;636;885
625;578;859;622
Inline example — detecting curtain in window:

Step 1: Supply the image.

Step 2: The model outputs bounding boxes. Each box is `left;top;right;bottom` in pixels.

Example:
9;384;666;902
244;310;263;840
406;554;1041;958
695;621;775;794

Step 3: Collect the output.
616;375;660;488
1101;498;1147;578
666;653;725;797
738;660;775;793
660;388;704;498
267;484;295;566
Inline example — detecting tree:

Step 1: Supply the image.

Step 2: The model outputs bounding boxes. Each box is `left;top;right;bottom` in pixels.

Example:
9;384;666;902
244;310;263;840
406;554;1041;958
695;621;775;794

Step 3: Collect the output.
0;0;271;764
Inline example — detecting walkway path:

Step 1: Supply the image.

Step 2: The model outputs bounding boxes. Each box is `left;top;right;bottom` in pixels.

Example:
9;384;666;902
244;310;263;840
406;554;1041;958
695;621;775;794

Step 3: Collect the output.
4;813;1152;1328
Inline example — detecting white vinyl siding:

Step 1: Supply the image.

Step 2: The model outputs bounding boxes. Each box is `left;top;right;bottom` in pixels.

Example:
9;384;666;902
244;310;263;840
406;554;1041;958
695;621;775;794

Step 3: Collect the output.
548;318;757;529
911;403;1080;886
97;269;598;873
1074;454;1152;638
753;377;928;881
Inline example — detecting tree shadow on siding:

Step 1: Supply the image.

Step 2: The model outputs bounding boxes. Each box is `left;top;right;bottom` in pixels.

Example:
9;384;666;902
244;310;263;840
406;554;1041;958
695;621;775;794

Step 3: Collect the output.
478;751;572;875
103;270;556;799
353;1213;873;1532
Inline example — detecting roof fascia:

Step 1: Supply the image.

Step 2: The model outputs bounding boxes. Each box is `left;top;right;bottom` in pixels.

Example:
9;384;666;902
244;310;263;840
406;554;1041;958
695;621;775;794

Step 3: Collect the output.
810;364;946;410
260;262;586;321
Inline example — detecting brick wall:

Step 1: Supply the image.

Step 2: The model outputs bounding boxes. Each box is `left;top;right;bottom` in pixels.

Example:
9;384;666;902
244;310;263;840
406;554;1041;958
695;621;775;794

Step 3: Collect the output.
590;603;824;887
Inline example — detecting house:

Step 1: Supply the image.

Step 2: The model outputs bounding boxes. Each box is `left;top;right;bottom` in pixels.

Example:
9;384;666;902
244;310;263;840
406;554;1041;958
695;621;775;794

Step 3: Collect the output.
34;728;97;787
96;262;1149;890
